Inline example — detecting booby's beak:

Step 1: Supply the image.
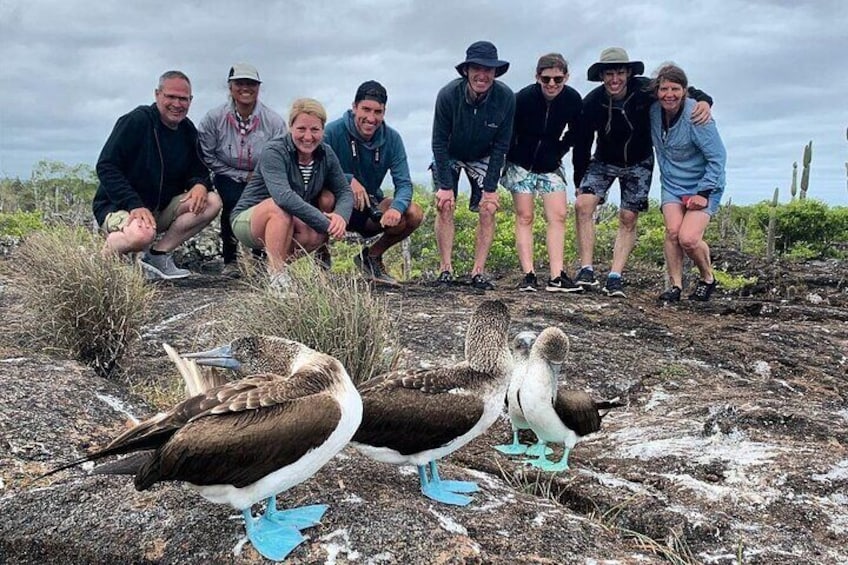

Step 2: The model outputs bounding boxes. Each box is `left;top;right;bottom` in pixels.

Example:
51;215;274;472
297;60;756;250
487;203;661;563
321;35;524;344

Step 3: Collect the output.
182;345;242;370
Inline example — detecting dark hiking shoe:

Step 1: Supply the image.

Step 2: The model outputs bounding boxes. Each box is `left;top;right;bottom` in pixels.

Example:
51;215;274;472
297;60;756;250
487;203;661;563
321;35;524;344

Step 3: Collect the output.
355;249;399;286
602;275;626;298
659;286;682;302
518;272;538;292
689;279;718;301
471;274;495;290
436;270;454;286
575;267;599;288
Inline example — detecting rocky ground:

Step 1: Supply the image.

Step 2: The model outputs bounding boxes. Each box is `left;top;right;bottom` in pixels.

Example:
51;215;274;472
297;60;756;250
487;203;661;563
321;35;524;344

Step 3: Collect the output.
0;247;846;564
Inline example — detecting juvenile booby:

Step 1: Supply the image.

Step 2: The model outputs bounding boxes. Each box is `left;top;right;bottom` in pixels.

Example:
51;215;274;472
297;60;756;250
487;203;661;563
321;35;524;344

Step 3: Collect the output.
43;337;362;561
520;327;624;472
494;330;553;457
350;299;513;506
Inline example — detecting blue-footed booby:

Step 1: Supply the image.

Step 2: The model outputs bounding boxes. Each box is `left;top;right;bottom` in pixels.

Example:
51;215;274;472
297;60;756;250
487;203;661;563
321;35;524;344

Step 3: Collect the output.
494;330;552;457
351;299;513;506
43;336;362;561
519;327;624;472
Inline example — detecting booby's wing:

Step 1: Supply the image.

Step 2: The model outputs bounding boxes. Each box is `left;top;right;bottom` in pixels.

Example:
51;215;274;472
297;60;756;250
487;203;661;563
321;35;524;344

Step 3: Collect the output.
553;390;602;436
354;364;488;455
43;359;344;490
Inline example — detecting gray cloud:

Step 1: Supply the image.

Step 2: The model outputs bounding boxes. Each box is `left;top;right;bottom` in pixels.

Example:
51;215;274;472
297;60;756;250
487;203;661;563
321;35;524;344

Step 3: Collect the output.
0;0;845;205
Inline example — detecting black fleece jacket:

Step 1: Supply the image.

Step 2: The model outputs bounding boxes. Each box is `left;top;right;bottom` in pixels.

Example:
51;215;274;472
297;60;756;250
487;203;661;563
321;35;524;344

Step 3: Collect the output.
573;76;712;185
92;104;211;226
507;82;582;174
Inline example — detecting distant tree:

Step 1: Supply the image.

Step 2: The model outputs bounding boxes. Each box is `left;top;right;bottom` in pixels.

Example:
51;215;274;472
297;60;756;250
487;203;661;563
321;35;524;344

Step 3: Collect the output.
28;160;97;224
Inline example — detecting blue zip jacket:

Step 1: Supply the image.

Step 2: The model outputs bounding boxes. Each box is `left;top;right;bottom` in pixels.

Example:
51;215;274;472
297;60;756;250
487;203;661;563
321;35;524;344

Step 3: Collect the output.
323;110;413;214
431;78;515;193
93;104;212;226
650;97;726;197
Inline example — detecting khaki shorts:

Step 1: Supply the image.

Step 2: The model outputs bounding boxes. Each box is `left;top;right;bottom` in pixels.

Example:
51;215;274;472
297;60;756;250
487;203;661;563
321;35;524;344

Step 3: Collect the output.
231;207;260;249
102;194;184;234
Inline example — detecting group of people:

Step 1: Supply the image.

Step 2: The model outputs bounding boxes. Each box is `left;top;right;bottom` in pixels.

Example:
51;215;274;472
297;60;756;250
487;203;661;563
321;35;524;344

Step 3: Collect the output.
92;41;726;302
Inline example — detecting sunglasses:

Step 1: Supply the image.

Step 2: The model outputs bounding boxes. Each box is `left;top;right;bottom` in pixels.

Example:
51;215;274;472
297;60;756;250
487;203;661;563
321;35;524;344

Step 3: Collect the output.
539;75;565;85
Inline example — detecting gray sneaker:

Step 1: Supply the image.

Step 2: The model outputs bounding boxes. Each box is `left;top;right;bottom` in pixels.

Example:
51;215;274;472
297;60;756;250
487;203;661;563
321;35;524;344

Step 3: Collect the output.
140;251;191;280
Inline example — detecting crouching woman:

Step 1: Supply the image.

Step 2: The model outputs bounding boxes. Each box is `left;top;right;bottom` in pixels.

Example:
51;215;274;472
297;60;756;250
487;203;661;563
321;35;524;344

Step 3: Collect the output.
650;64;727;302
230;98;353;288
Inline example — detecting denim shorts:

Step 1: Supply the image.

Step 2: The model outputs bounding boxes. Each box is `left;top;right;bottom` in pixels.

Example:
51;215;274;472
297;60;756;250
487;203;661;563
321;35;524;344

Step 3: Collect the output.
577;156;654;213
660;188;723;216
501;162;568;195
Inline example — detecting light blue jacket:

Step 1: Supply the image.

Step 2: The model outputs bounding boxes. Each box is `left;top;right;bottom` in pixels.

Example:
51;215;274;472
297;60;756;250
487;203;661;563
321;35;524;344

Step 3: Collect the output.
324;110;413;214
650;97;726;197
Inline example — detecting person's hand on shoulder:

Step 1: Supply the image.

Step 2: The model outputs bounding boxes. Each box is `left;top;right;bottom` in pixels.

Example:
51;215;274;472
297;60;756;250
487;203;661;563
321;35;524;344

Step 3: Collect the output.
690;101;712;126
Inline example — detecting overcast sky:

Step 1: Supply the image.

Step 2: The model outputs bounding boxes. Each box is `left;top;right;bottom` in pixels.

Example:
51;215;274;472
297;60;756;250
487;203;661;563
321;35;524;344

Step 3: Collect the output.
1;0;846;205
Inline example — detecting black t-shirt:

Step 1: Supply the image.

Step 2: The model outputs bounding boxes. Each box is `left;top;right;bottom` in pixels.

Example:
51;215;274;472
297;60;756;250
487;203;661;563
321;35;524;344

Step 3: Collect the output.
157;123;191;209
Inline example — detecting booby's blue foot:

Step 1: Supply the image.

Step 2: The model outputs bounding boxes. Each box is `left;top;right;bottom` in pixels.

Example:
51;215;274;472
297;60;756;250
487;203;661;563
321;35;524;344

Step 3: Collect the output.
429;460;479;493
264;498;328;530
421;482;474;505
524;440;553;457
418;463;473;506
243;509;306;561
525;448;570;473
494;431;528;455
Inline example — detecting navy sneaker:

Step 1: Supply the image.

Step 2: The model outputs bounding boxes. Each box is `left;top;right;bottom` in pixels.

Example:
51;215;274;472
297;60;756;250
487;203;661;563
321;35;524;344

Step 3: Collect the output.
546;272;583;293
575;267;599;289
602;275;626;298
518;272;538;292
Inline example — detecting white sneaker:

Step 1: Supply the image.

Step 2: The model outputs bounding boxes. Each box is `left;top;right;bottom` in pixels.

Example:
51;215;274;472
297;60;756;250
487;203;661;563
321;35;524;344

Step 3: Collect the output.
140;251;191;280
269;270;297;297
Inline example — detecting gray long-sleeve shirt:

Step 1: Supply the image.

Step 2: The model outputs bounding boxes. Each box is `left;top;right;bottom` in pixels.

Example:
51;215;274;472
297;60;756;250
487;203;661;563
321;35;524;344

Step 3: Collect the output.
232;133;353;233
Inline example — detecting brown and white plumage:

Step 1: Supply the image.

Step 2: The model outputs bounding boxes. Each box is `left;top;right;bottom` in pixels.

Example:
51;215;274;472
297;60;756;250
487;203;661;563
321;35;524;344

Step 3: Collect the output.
350;300;512;505
45;337;362;510
520;327;623;471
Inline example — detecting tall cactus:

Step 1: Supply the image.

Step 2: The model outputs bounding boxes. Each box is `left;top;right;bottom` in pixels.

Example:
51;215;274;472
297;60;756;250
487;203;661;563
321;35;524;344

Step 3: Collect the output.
766;187;779;262
799;141;812;200
790;162;798;200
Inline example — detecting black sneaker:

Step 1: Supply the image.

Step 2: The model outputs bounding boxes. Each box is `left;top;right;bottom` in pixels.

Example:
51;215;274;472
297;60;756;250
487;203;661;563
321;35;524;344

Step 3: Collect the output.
518;272;538;292
471;274;495;290
436;270;454;286
602;275;626;298
355;249;399;286
689;279;717;301
659;286;682;302
575;267;599;288
546;272;584;293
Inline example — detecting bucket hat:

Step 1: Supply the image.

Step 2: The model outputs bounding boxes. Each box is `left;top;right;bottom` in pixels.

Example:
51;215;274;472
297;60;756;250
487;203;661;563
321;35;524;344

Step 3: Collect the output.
455;41;509;77
586;47;644;82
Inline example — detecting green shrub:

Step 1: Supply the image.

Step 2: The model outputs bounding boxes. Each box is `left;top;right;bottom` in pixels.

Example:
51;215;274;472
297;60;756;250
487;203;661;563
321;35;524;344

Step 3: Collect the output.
218;257;399;384
0;211;44;237
14;226;156;378
713;269;757;291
